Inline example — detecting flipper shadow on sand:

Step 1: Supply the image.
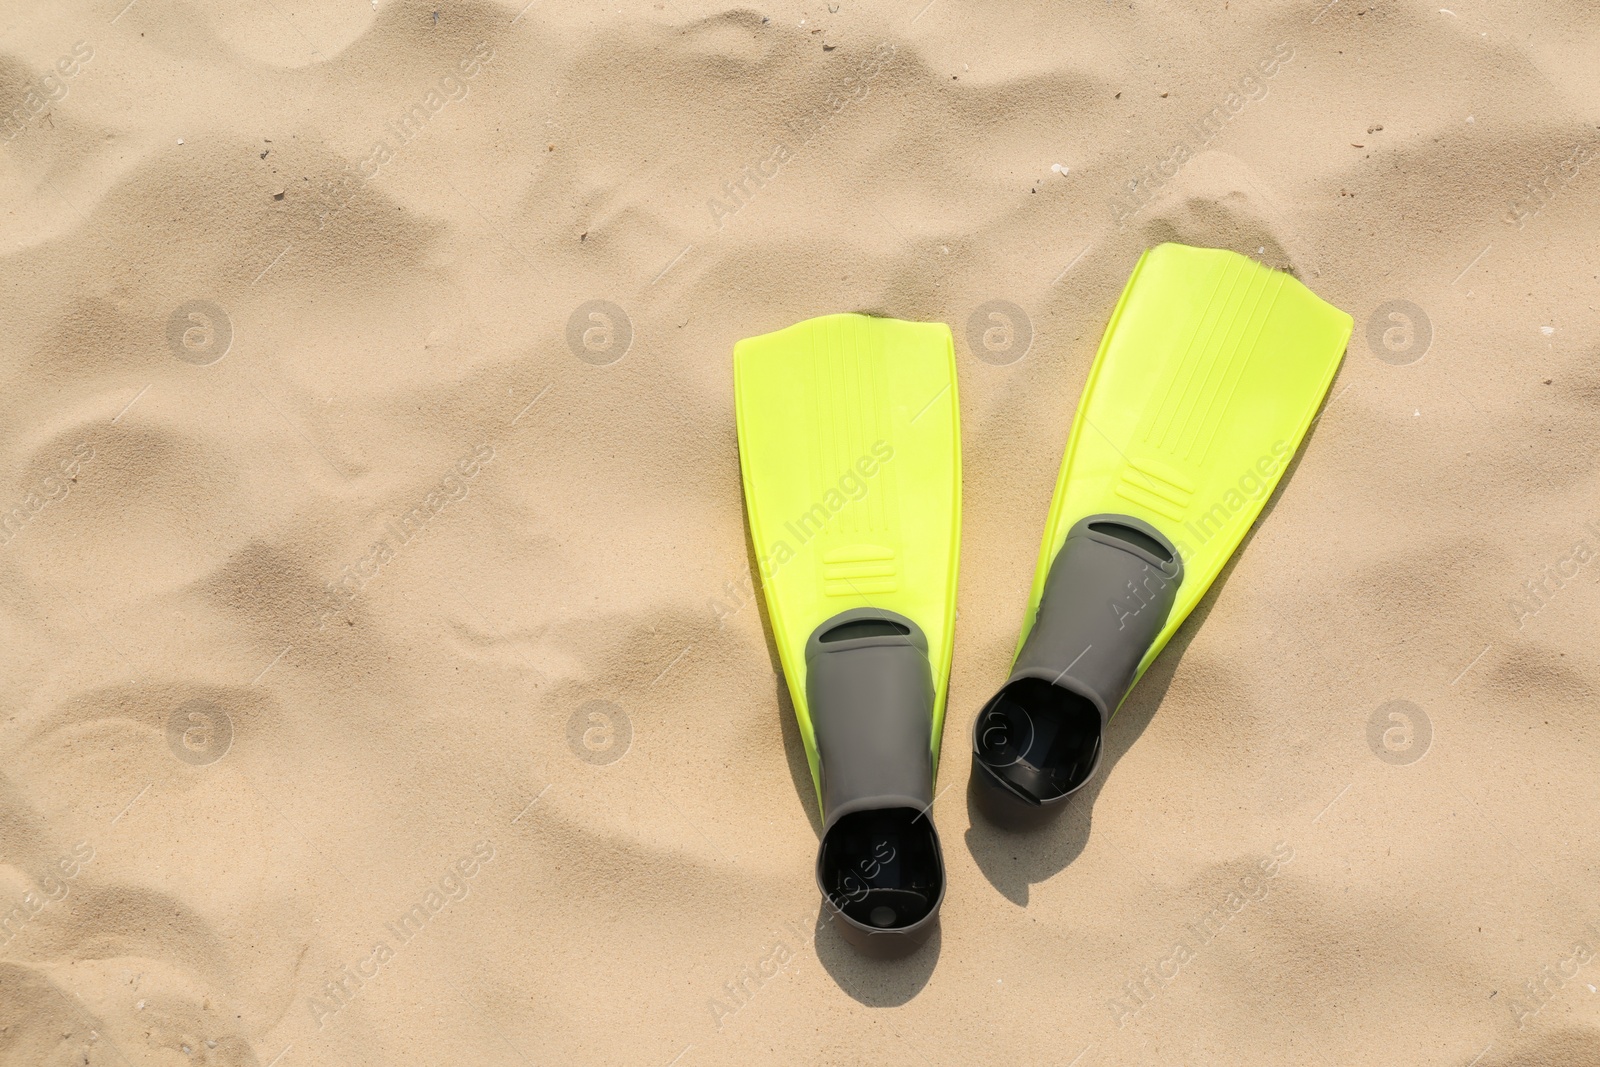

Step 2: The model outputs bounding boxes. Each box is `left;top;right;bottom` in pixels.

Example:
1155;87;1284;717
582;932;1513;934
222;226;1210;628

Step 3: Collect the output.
811;905;939;1006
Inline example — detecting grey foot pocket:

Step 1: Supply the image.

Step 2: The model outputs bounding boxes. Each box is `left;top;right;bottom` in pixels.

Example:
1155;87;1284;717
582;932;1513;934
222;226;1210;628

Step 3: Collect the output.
973;514;1183;809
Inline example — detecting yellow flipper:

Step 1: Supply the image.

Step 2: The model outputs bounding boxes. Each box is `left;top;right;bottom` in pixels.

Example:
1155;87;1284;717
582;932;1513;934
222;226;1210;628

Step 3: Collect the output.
734;314;961;813
1027;243;1352;681
974;244;1351;815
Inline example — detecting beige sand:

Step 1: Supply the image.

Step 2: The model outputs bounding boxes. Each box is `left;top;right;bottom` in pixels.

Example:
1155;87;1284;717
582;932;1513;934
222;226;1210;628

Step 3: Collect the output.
2;0;1599;1063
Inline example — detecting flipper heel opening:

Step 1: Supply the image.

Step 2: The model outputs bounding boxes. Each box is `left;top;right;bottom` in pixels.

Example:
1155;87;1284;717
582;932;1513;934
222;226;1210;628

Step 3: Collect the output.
819;807;942;930
974;678;1101;802
972;515;1183;822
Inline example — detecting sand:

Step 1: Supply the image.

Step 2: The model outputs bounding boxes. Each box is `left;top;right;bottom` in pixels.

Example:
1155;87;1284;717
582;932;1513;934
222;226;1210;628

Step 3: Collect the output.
2;0;1599;1063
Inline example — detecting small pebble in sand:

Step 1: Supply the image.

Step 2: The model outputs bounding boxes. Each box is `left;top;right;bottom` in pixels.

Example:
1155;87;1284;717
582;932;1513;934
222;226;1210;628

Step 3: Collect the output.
1050;163;1068;175
1540;326;1555;336
177;138;184;145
